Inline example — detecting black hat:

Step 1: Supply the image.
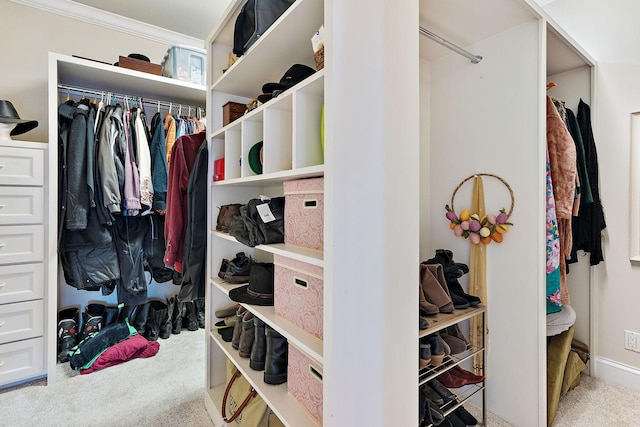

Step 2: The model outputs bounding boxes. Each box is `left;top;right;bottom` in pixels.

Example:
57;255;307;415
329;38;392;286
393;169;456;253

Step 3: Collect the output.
228;262;274;306
248;141;263;174
0;100;38;136
260;64;316;98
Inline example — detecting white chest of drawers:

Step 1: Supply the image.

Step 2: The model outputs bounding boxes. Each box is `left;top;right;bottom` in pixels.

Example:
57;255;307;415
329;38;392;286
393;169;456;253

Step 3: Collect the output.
0;139;48;388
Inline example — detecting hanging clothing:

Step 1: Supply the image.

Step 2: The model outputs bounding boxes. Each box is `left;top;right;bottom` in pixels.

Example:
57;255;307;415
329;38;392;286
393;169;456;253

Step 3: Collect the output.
164;113;177;165
135;108;154;214
569;99;606;265
546;95;576;306
149;112;169;213
546;148;562;314
164;130;206;273
178;139;209;302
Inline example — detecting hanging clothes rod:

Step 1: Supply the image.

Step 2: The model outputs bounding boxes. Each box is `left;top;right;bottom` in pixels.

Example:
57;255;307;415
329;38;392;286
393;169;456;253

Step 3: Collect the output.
419;26;483;64
57;83;206;117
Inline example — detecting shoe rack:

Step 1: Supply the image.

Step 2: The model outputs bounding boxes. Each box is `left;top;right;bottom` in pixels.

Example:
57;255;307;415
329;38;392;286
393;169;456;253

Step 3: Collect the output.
419;306;486;426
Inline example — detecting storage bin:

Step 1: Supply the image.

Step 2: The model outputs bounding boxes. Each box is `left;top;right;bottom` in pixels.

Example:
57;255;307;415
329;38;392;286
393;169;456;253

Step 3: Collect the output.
283;177;324;251
274;254;323;340
287;343;323;425
161;45;206;85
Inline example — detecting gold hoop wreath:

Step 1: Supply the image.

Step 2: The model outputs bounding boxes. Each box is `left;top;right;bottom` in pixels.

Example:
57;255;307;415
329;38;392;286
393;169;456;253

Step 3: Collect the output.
444;173;514;244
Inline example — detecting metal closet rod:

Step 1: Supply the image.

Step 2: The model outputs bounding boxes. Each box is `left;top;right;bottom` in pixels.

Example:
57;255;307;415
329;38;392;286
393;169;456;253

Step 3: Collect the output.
57;83;206;116
419;26;483;64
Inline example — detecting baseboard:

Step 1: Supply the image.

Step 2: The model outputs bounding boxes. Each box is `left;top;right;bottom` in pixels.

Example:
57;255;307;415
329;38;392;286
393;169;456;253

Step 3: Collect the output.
591;356;640;391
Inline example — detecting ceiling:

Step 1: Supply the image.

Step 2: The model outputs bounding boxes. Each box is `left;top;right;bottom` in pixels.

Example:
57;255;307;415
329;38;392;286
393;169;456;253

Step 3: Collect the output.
71;0;232;41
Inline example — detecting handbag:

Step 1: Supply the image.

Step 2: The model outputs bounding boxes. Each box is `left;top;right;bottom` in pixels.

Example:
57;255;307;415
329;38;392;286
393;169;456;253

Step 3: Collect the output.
222;359;285;426
232;0;295;56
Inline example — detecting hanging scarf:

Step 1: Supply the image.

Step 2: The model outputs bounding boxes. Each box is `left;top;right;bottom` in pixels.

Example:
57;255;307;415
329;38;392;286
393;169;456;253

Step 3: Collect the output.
469;175;487;375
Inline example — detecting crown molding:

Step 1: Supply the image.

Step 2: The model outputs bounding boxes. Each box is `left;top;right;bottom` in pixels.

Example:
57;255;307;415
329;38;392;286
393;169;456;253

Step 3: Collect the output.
9;0;205;48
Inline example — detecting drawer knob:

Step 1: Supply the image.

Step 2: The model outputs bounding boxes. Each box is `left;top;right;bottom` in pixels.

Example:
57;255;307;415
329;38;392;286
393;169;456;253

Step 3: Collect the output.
0;361;4;368
0;205;4;209
0;243;5;249
0;282;4;288
0;322;4;327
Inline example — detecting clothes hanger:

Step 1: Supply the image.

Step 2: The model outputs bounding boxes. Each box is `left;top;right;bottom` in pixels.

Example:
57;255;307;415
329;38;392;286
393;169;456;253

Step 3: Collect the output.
547;82;557;91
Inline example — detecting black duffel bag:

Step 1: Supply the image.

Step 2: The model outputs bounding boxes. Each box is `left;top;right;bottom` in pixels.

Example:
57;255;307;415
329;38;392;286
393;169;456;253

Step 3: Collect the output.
233;0;295;56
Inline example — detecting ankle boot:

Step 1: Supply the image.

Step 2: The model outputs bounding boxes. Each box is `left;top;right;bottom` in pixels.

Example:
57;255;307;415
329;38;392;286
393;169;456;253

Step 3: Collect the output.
80;302;106;340
238;311;255;358
427;334;445;366
183;301;199;331
419;339;431;369
231;306;247;350
264;325;288;385
420;264;454;313
171;299;184;334
103;305;120;326
146;300;168;341
57;307;79;362
250;317;266;370
194;297;205;329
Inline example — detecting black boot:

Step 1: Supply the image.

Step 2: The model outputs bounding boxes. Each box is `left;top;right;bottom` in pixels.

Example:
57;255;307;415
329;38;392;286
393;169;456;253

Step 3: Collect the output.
80;302;106;341
103;305;120;326
250;317;267;370
171;299;183;334
161;298;174;339
131;302;150;336
194;297;205;329
183;301;199;331
146;300;168;341
264;325;288;385
57;307;79;363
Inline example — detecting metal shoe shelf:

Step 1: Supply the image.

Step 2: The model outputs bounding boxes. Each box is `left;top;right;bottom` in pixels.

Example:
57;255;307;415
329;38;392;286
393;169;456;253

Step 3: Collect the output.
419;305;486;426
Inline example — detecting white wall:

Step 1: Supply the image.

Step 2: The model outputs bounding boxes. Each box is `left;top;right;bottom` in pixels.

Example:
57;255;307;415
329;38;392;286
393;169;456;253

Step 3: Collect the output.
591;63;640;379
0;0;171;144
426;19;546;426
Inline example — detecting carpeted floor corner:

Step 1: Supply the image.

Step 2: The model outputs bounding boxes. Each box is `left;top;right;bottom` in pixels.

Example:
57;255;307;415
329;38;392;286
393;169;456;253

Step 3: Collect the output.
0;328;214;427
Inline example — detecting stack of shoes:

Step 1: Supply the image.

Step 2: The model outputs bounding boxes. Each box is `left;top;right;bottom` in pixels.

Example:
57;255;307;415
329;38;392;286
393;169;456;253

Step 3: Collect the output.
427;379;479;426
214;303;240;342
424;249;482;307
218;252;252;284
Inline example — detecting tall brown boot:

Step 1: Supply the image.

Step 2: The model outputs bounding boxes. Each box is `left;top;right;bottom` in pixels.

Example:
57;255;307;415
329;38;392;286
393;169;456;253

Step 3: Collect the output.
420;264;454;313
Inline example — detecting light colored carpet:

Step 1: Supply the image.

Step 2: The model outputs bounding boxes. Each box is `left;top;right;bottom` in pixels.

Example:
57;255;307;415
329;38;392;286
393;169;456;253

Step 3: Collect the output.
0;328;214;427
467;373;640;426
2;331;640;426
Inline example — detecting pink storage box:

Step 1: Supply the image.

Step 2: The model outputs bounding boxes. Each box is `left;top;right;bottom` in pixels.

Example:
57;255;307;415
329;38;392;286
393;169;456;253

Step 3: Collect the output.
274;254;323;340
288;343;323;425
284;177;324;251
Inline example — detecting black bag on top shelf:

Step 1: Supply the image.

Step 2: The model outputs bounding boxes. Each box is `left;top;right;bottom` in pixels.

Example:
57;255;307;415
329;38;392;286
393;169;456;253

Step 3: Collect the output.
233;0;295;56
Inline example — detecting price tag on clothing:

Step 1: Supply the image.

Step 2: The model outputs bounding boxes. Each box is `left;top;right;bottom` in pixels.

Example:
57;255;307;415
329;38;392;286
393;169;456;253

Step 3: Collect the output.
256;203;276;223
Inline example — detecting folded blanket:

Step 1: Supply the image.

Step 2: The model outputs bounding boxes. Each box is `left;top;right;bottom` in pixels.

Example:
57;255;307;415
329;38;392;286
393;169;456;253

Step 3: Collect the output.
80;333;160;374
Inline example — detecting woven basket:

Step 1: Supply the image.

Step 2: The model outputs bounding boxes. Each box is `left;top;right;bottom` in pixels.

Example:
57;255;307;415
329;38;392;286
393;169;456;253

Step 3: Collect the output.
314;46;324;71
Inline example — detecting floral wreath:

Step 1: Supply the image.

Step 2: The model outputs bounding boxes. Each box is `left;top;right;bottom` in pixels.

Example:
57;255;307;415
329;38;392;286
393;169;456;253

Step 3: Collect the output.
445;173;514;245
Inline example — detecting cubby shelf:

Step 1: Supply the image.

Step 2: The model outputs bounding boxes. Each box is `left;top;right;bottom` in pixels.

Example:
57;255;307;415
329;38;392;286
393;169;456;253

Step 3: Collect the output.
211;277;323;363
213;231;324;267
208;333;321;427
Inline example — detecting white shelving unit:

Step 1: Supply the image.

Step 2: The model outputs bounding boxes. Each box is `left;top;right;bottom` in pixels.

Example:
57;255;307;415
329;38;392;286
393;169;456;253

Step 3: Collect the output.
46;52;206;384
205;0;325;425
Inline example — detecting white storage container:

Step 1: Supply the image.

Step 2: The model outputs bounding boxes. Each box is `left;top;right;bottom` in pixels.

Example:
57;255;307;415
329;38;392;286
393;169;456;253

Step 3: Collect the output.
161;45;206;85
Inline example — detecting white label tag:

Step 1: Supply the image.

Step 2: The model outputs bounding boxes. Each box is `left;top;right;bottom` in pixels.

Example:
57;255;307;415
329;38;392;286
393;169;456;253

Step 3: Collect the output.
256;203;276;223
